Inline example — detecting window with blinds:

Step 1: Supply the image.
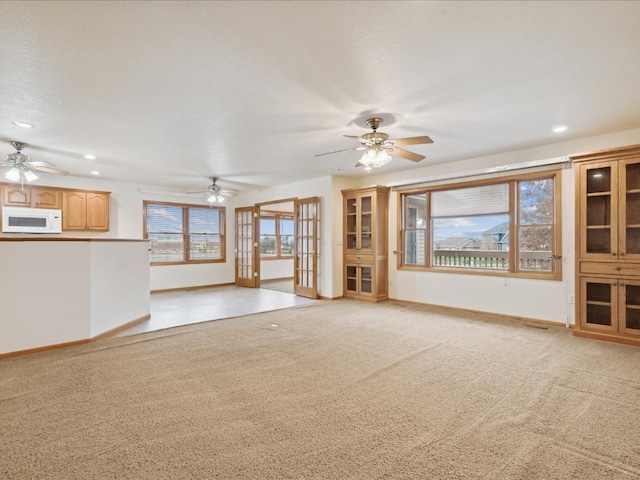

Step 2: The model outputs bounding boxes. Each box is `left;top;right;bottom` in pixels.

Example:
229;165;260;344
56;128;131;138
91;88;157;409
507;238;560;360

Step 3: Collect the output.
144;201;225;264
398;170;561;279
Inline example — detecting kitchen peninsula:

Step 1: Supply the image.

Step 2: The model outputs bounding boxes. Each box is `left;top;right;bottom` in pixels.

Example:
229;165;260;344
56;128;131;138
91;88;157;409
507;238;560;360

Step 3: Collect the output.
0;237;150;357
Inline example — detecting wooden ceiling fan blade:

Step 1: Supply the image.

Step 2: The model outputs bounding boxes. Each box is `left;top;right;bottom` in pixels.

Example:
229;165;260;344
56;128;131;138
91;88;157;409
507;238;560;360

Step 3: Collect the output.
343;135;363;141
390;147;425;162
314;146;364;157
32;165;69;175
391;135;434;146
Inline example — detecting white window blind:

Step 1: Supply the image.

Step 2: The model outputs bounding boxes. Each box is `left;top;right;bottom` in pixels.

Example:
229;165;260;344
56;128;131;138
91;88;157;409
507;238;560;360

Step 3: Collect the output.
431;183;509;217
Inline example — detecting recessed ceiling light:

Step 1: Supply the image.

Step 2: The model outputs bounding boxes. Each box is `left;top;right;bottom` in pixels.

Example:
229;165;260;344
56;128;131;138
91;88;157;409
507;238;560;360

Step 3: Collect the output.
553;125;568;133
90;171;100;175
84;154;96;160
12;121;34;128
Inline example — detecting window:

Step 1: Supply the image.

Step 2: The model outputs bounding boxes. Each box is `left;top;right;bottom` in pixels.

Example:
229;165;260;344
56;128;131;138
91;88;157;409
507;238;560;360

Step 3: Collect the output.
144;201;225;264
260;212;294;258
399;170;561;279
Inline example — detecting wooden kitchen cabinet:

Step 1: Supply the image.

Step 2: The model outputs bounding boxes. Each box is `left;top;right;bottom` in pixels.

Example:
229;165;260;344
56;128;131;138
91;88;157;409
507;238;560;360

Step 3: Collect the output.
32;187;62;209
572;144;640;345
2;185;30;206
62;190;110;231
1;185;61;209
342;185;389;302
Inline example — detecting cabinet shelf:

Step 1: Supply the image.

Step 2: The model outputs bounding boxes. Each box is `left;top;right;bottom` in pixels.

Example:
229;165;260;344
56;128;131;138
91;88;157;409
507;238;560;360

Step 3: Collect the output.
586;301;613;307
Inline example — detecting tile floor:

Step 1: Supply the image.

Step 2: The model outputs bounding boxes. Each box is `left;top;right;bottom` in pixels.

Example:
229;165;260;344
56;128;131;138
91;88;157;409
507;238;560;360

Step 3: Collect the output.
115;284;320;337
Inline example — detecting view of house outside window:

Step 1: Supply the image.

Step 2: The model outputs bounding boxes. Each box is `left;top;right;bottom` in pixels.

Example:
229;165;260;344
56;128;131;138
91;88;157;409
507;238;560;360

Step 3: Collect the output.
144;202;225;264
399;171;560;279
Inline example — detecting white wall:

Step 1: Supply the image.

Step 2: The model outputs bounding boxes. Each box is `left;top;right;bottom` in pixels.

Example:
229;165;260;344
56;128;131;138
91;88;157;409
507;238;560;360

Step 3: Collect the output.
0;240;149;354
260;259;293;280
89;241;150;337
0;242;91;352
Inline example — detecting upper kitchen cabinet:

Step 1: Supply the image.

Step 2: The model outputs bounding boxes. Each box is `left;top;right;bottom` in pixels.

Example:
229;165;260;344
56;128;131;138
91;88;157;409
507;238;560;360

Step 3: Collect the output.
1;185;61;209
62;190;110;231
32;187;62;209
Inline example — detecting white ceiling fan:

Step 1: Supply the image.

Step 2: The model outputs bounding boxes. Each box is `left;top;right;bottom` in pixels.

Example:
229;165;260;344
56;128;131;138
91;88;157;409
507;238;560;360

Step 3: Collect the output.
139;177;240;203
186;177;239;204
1;141;69;187
315;117;434;171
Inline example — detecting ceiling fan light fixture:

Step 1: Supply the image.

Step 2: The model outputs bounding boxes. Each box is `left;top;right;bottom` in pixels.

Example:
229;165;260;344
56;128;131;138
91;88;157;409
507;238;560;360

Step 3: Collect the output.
206;191;224;204
5;167;20;182
359;147;392;168
23;170;38;182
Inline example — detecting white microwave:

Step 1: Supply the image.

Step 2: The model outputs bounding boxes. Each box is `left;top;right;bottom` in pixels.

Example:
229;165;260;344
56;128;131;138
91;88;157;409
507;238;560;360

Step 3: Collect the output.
2;206;62;234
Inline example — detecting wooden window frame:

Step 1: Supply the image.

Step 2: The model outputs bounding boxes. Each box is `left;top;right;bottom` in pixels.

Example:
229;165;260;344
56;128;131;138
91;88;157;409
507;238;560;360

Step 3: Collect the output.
397;169;562;280
259;210;294;260
143;200;226;265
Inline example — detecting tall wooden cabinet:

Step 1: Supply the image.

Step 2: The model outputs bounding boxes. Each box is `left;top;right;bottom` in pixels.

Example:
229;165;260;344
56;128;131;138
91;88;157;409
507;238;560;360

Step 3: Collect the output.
342;185;389;302
572;144;640;346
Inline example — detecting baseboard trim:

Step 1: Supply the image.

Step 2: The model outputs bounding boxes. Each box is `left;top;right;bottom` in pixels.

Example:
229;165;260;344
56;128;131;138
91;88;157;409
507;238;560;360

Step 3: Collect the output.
1;314;152;361
319;295;342;300
0;339;90;360
90;314;151;342
387;297;571;329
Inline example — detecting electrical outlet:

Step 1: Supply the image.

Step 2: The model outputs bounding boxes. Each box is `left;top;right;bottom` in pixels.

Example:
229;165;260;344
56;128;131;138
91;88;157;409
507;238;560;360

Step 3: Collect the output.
389;278;394;286
568;294;575;304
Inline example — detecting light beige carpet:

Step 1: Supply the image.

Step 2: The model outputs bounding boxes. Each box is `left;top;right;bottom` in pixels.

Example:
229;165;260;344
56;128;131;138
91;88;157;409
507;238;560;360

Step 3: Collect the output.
2;300;640;479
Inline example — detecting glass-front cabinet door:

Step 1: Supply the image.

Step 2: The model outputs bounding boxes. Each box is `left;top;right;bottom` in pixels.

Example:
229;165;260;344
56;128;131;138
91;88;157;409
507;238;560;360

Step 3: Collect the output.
620;279;640;337
344;264;374;298
580;161;617;260
620;159;640;261
344;193;374;254
580;276;618;333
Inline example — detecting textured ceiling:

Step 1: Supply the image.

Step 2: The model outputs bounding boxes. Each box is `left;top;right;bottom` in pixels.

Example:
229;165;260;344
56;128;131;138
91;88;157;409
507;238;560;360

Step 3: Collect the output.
1;1;639;193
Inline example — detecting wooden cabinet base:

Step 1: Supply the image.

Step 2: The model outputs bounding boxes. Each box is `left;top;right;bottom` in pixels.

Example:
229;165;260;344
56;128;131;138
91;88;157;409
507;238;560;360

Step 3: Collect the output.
573;329;640;347
343;293;388;303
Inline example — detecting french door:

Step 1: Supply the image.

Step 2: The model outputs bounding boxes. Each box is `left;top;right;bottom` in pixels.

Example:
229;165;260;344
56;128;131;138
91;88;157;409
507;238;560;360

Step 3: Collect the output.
234;206;258;287
294;197;319;298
